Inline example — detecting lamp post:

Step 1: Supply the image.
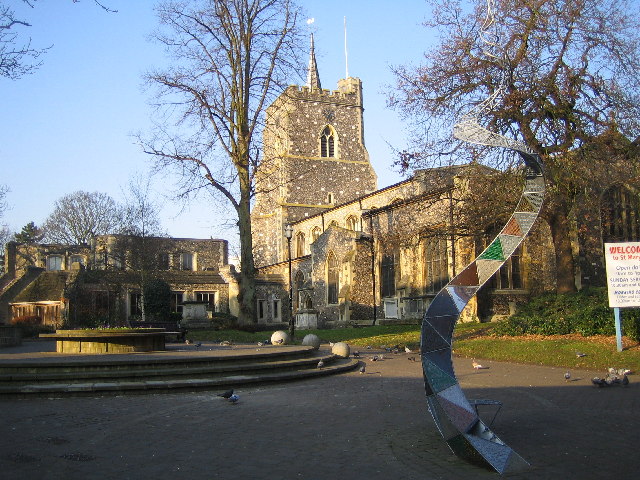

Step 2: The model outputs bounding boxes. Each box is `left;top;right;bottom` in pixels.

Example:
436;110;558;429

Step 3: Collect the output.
284;223;294;338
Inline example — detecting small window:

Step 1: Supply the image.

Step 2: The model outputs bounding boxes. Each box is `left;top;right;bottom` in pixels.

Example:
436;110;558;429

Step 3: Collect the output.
171;292;184;313
70;255;84;267
47;255;63;271
180;253;193;271
273;298;281;321
257;299;267;321
196;291;217;312
158;253;170;270
295;232;305;257
311;226;321;242
381;251;398;298
320;126;335;157
130;292;142;316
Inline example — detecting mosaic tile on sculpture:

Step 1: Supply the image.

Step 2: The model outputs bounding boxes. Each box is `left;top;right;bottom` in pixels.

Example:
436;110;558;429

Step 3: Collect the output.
433;394;477;439
437;383;476;417
497;234;522;258
446;285;478;313
424;314;457;342
421;320;452;352
475;258;504;285
427;395;460;440
422;356;457;393
524;191;544;211
501;216;523;236
464;433;528;474
425;291;459;317
502;450;531;473
424;346;456;377
449;262;479;286
447;434;493;469
525;176;545;193
478;238;504;261
515;195;536;213
513;212;537;234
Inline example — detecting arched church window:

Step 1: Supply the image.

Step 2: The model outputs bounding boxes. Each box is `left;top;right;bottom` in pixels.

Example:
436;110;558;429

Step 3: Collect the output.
295;232;305;257
601;185;640;243
311;226;321;243
327;252;339;305
346;215;358;231
320;126;335;158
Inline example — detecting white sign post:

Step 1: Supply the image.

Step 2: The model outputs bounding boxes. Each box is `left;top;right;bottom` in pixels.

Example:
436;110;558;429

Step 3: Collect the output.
604;242;640;351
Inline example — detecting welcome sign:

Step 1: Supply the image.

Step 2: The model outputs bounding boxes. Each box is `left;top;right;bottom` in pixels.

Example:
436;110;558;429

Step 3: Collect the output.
604;242;640;308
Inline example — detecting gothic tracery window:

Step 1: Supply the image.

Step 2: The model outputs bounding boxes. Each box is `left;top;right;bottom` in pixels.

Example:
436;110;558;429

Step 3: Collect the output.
320;126;335;158
424;237;448;293
381;251;398;298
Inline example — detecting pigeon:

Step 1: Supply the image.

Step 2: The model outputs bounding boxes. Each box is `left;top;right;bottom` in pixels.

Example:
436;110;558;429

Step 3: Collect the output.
257;341;264;346
274;338;284;345
185;339;192;345
622;375;630;386
564;371;571;382
365;345;372;350
371;355;379;362
329;342;335;347
317;359;324;369
353;351;360;358
220;340;232;346
407;356;416;362
379;354;385;360
227;394;239;403
472;360;488;370
405;346;412;353
217;389;234;399
359;364;366;374
195;342;202;349
576;351;587;357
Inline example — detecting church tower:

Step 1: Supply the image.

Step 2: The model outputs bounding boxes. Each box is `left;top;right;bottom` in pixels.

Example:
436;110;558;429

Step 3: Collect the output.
252;34;378;267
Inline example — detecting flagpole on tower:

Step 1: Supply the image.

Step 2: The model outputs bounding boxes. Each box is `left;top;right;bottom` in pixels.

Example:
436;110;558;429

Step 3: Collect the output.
344;16;349;78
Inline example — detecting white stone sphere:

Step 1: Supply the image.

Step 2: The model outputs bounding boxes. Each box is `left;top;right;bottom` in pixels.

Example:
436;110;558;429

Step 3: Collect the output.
270;330;291;345
331;342;350;358
301;334;321;350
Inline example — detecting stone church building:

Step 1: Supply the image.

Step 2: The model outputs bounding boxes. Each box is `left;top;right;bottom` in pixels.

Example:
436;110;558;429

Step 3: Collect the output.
250;36;560;329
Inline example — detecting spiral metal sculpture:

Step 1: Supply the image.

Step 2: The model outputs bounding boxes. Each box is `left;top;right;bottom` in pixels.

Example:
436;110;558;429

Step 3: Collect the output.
420;0;545;474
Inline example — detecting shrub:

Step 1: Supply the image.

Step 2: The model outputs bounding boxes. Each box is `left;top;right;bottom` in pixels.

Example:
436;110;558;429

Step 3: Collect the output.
10;315;54;338
493;287;639;340
210;312;239;330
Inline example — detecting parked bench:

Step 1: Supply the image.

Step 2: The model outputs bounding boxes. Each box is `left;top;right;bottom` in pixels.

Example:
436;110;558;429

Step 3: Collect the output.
129;321;187;342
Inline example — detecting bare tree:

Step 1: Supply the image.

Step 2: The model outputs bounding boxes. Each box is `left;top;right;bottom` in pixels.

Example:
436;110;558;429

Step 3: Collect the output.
117;175;166;322
389;0;640;293
140;0;304;323
0;185;9;249
42;191;124;245
0;0;116;80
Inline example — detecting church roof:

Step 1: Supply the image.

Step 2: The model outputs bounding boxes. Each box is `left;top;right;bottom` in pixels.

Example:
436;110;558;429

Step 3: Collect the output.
306;33;321;91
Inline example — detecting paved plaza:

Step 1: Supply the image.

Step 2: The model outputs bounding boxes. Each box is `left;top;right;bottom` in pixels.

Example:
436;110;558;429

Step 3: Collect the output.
0;341;638;479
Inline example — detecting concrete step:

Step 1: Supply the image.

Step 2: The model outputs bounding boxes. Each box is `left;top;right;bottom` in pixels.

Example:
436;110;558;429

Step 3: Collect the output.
0;351;338;385
0;357;360;397
0;343;361;397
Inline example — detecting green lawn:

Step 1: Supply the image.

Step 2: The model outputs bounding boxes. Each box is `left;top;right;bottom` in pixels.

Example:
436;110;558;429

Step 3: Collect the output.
188;322;640;372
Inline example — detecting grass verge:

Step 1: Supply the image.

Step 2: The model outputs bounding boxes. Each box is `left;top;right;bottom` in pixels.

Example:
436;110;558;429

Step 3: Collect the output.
187;322;640;372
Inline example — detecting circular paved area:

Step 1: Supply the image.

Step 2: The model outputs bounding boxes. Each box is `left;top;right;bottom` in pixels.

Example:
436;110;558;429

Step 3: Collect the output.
0;342;637;479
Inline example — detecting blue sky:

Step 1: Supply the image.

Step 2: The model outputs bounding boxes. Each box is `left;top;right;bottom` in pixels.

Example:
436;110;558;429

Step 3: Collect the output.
0;0;432;253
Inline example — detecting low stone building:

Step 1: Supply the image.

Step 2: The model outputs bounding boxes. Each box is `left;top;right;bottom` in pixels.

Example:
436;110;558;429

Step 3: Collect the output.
0;235;235;327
